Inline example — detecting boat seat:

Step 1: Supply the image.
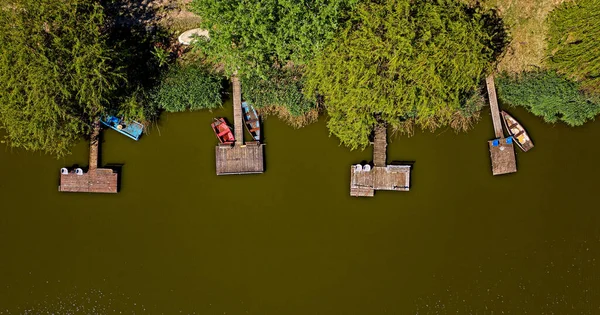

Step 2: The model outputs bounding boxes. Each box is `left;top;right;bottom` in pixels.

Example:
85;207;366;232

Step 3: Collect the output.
508;123;519;129
217;129;230;137
249;127;260;133
246;118;259;124
514;130;525;137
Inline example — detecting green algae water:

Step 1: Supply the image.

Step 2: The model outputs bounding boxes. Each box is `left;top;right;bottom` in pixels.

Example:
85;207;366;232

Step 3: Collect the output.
1;104;600;314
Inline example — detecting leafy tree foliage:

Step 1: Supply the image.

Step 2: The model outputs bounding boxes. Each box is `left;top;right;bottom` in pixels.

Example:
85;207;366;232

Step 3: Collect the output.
547;0;600;95
304;0;502;149
189;0;358;77
152;65;223;112
0;0;122;156
497;71;600;126
242;66;317;126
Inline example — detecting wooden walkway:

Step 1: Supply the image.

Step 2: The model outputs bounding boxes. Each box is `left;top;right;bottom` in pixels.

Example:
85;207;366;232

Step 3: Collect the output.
373;124;387;167
486;75;516;176
59;121;118;193
350;123;411;197
215;76;265;175
232;76;244;146
486;75;504;139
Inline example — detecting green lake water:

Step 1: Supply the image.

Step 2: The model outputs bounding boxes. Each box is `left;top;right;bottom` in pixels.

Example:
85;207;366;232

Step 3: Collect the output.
1;103;600;314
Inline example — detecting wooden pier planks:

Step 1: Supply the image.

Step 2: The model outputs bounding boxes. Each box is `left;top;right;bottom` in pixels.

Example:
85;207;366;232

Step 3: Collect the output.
59;120;119;193
59;169;118;193
486;75;504;139
350;166;410;197
485;75;517;176
373;124;387;167
350;123;411;197
215;144;264;175
232;76;244;146
488;139;517;175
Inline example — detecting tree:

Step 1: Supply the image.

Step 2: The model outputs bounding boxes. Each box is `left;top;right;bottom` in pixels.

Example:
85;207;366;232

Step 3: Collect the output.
497;71;600;126
189;0;358;77
304;0;502;149
0;0;122;156
547;0;600;95
152;65;223;112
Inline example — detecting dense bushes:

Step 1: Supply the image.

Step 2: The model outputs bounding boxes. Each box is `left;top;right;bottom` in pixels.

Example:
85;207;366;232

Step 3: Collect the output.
242;67;317;127
152;66;223;112
546;0;600;95
497;71;600;126
189;0;358;77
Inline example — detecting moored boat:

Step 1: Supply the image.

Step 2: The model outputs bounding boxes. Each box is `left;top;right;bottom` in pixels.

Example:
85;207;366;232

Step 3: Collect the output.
211;118;235;144
100;116;144;141
501;111;534;152
242;101;261;141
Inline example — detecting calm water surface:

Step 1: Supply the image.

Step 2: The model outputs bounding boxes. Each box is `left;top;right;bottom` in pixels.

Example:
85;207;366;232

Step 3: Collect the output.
1;104;599;314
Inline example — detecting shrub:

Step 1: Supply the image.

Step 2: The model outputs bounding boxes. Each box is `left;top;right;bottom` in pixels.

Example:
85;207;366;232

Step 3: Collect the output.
497;71;600;126
152;66;223;112
241;67;317;127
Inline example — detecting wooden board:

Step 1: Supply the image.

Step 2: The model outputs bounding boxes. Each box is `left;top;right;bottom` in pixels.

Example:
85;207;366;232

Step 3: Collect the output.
59;169;118;193
350;165;410;197
488;139;517;175
215;144;264;175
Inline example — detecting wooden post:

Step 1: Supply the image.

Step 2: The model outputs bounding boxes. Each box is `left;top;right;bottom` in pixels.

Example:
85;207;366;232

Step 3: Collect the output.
486;75;504;139
373;124;387;167
89;120;100;172
232;76;244;146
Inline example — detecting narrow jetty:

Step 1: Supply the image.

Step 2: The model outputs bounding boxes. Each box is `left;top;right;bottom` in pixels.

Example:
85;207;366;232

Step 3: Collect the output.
350;124;411;197
215;76;264;175
486;75;517;175
59;121;118;193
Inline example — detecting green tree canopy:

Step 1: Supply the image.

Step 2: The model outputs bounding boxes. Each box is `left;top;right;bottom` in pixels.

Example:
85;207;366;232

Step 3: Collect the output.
547;0;600;95
189;0;358;77
497;71;600;126
304;0;502;149
0;0;122;156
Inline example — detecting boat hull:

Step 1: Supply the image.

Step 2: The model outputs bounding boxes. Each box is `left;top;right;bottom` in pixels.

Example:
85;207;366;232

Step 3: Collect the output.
241;101;261;142
100;116;144;141
501;111;534;152
211;118;235;144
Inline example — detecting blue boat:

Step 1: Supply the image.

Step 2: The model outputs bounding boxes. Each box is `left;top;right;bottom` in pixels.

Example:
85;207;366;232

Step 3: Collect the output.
100;116;144;141
241;101;261;141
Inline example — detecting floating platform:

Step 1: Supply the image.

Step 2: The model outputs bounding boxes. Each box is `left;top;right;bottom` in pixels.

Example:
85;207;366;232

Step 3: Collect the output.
59;168;118;193
350;123;411;197
59;120;120;193
488;138;517;175
215;143;264;175
350;165;411;197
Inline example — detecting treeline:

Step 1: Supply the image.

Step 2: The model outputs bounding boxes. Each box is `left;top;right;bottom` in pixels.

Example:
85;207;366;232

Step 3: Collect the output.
0;0;511;155
191;0;505;149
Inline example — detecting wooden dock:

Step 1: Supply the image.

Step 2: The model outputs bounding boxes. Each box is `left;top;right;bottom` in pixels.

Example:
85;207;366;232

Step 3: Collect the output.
486;75;517;176
215;76;265;175
59;121;118;193
350;123;411;197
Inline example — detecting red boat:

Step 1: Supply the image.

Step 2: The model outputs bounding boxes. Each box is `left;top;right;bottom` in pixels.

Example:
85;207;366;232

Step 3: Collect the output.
211;118;235;144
